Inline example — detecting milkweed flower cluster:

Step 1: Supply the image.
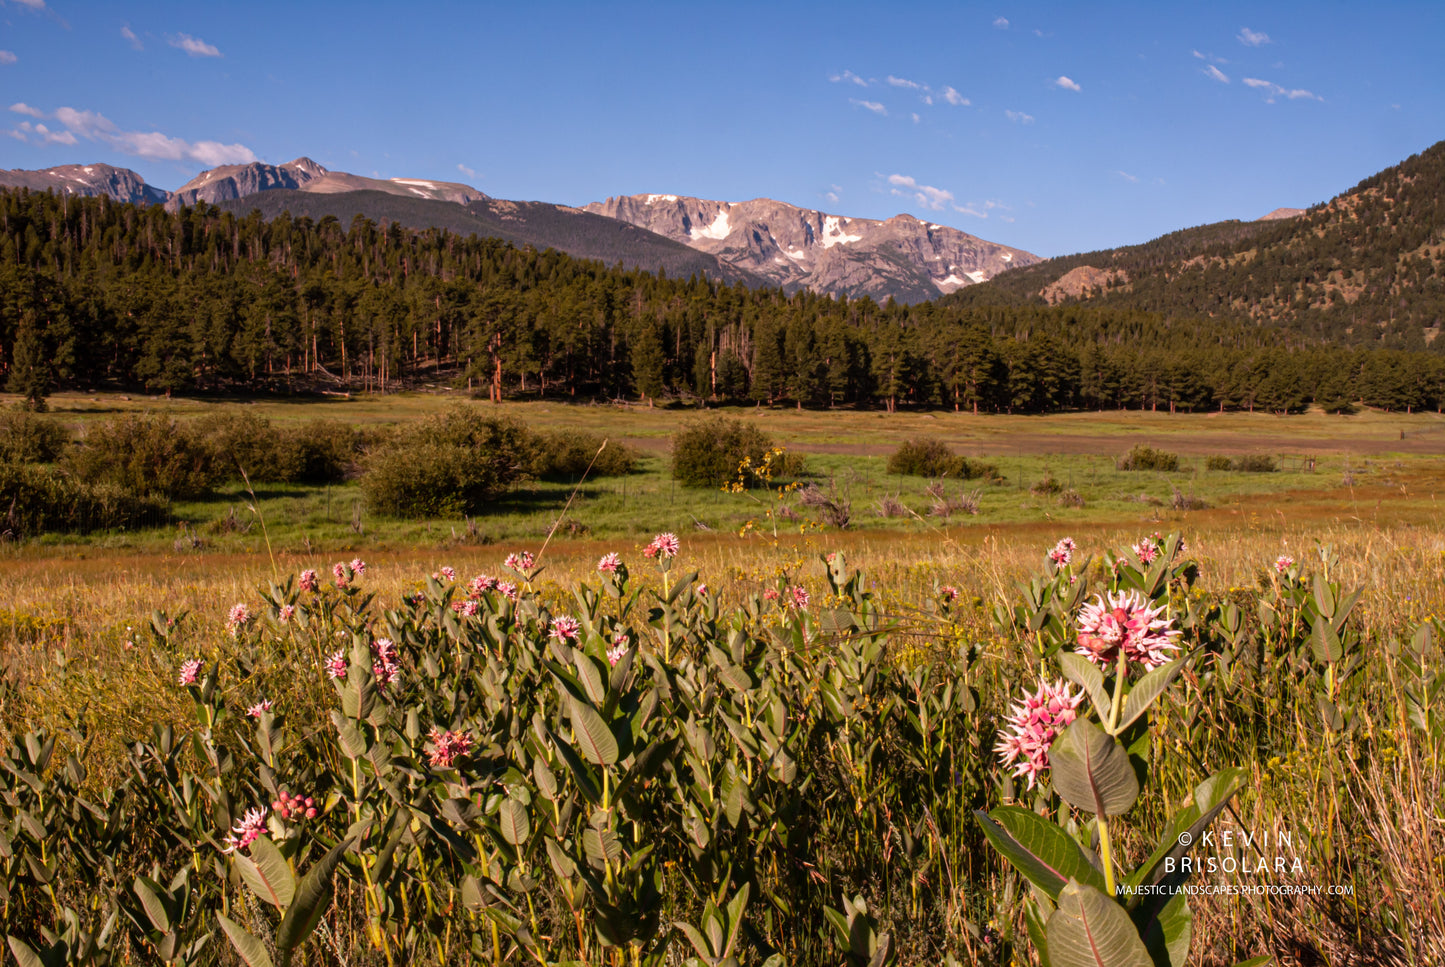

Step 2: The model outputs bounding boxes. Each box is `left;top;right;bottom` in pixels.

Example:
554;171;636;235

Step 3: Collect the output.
1133;539;1159;564
597;552;622;574
940;585;959;603
426;727;473;768
226;603;253;636
299;569;319;593
272;790;317;821
221;805;269;854
1076;590;1181;670
549;615;581;642
469;574;498;595
245;699;274;718
333;562;353;587
438;566;456;581
504;551;536;573
995;679;1084;790
790;586;810;609
177;658;204;687
1275;555;1294;574
1049;538;1077;567
325;649;348;680
278;605;295;623
497;581;519;601
643;532;679;559
608;631;629;666
451;599;480;617
372;638;401;689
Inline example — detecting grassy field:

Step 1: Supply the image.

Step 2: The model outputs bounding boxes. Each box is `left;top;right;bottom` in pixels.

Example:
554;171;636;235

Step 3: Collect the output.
2;392;1443;965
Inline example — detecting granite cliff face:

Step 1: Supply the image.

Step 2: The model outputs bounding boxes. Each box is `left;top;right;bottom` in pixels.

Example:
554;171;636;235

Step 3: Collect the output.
167;157;329;209
0;163;169;205
584;194;1039;303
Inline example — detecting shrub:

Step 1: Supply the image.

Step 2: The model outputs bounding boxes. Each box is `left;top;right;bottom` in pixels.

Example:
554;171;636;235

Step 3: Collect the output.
1235;454;1278;473
194;413;361;484
929;487;981;518
1057;489;1085;508
281;419;364;483
0;409;69;464
1205;455;1234;472
1171;488;1210;510
796;480;851;528
887;438;961;478
875;493;909;518
63;415;220;499
532;430;637;480
362;406;534;518
1030;474;1062;496
1116;444;1180;472
0;461;166;537
672;417;778;488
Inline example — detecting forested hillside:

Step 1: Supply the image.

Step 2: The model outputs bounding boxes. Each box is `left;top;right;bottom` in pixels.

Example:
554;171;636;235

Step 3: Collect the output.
951;141;1445;351
2;188;1443;414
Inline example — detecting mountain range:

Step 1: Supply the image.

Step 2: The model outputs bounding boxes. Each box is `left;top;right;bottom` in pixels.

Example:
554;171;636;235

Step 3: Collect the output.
0;157;1037;303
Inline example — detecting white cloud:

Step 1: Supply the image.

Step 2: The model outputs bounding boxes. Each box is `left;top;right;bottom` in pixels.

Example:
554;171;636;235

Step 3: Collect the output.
12;0;46;7
829;69;869;87
850;99;887;115
911;112;921;123
169;33;221;58
1237;27;1271;47
887;174;954;211
457;163;477;178
1005;109;1034;124
1203;64;1229;83
121;25;143;50
12;104;256;164
1243;77;1321;102
0;51;16;65
1192;49;1205;59
824;184;842;204
993;16;1009;28
1054;75;1081;92
940;86;969;106
1115;170;1139;183
886;74;922;89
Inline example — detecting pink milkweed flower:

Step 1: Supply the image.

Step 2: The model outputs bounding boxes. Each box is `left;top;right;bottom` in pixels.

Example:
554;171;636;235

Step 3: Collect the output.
597;552;622;573
995;680;1083;790
1275;555;1294;574
456;600;480;617
469;574;498;595
332;562;351;587
940;585;959;602
791;586;810;609
1076;590;1181;670
647;533;680;559
696;583;708;597
278;605;295;623
221;805;269;854
607;641;628;667
273;790;317;821
549;615;581;642
439;566;456;581
1049;537;1076;567
246;699;274;718
350;558;367;576
226;603;253;636
299;569;319;593
178;658;204;687
1133;539;1159;564
504;551;535;573
762;588;780;601
325;649;348;680
426;727;473;768
497;581;519;601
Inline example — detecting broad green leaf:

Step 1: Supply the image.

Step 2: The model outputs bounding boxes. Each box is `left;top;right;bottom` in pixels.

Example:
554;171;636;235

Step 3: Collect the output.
1231;958;1272;967
1137;890;1191;967
547;728;601;805
976;806;1106;899
237;837;295;908
1117;658;1187;732
1060;652;1110;720
5;938;45;967
498;799;530;846
132;876;171;933
568;698;619;766
1046;880;1153;967
1311;621;1343;664
217;913;275;967
1049;719;1140;817
1311;574;1335;618
275;835;355;952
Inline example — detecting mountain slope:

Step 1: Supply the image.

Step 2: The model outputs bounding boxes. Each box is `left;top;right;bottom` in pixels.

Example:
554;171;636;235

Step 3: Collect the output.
0;163;168;206
211;190;766;285
948;139;1445;348
584;193;1039;304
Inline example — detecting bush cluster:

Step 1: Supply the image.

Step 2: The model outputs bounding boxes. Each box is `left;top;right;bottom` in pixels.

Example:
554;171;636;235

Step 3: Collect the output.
1205;454;1278;473
195;412;362;484
886;437;997;480
0;462;165;536
671;416;803;488
1117;444;1180;472
530;429;637;480
0;410;69;465
362;407;537;518
64;415;221;500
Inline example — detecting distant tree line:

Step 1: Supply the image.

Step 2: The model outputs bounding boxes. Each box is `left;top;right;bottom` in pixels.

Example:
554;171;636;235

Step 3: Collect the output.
2;188;1443;414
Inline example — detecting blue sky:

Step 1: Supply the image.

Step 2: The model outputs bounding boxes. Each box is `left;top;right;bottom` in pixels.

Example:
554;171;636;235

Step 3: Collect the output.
2;0;1442;256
